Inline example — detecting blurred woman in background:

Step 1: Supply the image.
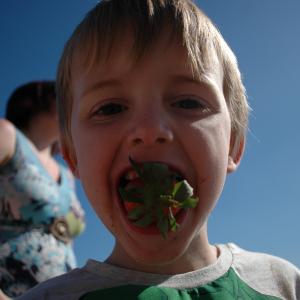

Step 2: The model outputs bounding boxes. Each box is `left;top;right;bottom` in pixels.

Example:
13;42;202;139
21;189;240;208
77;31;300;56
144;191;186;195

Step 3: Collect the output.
0;81;85;298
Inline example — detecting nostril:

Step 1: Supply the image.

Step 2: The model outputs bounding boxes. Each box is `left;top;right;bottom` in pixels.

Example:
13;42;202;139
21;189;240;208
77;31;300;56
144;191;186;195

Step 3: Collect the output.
133;138;143;146
156;137;166;144
132;137;166;146
129;123;173;147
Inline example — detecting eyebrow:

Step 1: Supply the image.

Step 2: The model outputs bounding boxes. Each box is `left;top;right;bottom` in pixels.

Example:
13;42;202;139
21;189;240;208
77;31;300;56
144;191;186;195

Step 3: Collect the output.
171;74;201;83
82;79;121;98
170;74;218;91
81;74;218;98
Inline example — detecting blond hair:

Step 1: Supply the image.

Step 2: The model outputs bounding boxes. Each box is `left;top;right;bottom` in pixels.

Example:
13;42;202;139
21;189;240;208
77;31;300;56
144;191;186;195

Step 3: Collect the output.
57;0;249;158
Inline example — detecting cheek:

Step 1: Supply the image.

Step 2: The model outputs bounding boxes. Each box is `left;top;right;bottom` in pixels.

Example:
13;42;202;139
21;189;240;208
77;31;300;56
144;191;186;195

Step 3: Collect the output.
185;118;231;168
70;87;129;229
71;124;120;232
184;117;231;203
77;147;116;233
72;122;111;173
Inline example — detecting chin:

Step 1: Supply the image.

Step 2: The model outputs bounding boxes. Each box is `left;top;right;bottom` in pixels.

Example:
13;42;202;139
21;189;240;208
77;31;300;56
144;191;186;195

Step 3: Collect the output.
117;229;193;271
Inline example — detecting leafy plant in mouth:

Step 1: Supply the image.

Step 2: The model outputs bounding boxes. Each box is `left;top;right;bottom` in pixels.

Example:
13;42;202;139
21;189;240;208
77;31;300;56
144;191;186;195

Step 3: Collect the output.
119;157;199;238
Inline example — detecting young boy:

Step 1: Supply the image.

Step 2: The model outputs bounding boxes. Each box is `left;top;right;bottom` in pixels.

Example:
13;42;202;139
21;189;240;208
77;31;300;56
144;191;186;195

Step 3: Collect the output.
17;0;300;299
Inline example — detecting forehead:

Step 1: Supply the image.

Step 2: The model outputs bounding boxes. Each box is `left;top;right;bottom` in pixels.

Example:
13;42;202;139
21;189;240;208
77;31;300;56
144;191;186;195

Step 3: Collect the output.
73;28;175;76
72;25;178;72
71;27;223;98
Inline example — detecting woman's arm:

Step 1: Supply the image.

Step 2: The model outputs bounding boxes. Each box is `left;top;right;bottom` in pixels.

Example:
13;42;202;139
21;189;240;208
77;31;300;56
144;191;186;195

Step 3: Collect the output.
0;289;12;300
0;119;16;165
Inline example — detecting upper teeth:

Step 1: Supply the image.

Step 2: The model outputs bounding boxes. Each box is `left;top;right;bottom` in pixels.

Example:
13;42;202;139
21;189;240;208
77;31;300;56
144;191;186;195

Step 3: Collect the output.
124;169;139;180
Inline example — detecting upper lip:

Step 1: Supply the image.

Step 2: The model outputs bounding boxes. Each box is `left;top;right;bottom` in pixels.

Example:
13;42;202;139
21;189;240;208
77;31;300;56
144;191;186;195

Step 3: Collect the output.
115;158;190;191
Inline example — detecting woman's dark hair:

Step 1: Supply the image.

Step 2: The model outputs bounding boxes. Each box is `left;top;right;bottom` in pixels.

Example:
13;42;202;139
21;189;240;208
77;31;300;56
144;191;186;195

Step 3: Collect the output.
5;81;56;130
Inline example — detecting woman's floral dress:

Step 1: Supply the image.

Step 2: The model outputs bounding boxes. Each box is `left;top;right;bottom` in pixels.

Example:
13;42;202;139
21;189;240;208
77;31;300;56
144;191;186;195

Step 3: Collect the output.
0;130;85;297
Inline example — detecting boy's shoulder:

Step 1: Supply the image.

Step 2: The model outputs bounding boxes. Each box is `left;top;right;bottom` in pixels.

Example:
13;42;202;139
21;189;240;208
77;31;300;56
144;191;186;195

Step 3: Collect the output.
15;264;101;300
15;259;141;300
16;268;87;300
16;244;300;300
228;243;300;299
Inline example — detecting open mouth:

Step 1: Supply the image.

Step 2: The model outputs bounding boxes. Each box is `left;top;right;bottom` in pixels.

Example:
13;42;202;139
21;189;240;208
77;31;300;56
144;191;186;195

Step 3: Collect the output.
118;158;198;238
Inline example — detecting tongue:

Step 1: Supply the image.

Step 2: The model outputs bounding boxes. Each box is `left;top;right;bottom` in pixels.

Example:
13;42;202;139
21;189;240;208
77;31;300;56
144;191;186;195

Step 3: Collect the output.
125;177;144;189
124;201;141;213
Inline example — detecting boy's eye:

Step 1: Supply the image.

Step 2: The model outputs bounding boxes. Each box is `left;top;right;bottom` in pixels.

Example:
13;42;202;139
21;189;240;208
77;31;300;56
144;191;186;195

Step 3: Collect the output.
171;98;208;111
94;102;128;116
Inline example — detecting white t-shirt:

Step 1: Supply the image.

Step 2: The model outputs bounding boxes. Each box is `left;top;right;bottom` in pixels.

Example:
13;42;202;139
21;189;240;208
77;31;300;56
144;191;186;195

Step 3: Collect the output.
16;243;300;300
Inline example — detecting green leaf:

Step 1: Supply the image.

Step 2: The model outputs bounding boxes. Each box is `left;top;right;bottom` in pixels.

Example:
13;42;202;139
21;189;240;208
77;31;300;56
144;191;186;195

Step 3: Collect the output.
119;187;143;203
127;206;145;220
169;217;179;232
159;195;173;206
157;217;168;239
129;157;144;179
168;207;179;232
173;180;194;201
142;188;157;210
134;213;153;228
179;197;199;208
143;162;170;184
126;159;199;238
155;206;165;223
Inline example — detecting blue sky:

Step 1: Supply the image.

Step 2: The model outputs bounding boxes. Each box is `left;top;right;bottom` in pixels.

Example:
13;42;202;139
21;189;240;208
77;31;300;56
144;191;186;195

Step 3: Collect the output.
1;1;299;268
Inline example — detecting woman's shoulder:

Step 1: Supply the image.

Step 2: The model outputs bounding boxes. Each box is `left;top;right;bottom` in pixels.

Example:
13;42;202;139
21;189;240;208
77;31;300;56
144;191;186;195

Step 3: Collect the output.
0;119;15;138
0;119;16;165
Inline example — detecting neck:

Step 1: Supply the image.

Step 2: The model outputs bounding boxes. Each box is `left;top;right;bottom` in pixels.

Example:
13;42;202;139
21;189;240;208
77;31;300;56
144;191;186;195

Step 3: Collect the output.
22;127;53;152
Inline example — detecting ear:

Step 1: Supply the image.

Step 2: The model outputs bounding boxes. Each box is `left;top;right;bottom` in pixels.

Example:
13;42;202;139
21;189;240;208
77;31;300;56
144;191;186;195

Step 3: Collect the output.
227;134;245;174
61;143;79;178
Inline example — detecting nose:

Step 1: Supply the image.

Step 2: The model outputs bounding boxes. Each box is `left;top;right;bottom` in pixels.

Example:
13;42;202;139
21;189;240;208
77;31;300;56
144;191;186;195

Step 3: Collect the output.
128;112;174;147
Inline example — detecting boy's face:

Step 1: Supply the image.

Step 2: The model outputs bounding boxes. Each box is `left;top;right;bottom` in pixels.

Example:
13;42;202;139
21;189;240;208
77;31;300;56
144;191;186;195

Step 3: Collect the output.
67;29;241;271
